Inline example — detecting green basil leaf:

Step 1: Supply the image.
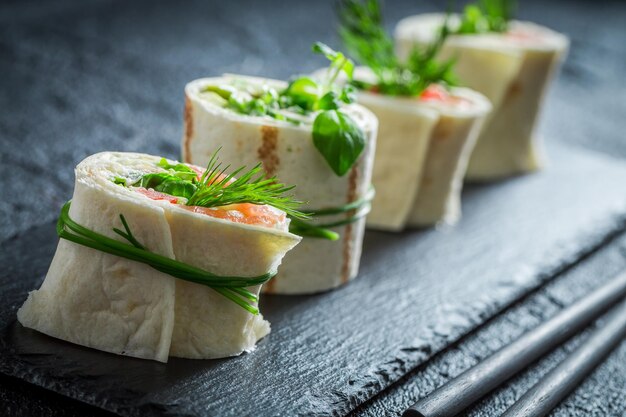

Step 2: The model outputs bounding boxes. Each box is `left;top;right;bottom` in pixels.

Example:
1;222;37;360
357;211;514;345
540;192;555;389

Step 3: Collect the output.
312;110;365;176
284;77;320;111
154;180;198;200
316;92;340;110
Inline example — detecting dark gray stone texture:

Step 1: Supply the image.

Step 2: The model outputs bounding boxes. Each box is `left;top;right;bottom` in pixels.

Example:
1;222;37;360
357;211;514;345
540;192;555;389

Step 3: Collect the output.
1;0;625;416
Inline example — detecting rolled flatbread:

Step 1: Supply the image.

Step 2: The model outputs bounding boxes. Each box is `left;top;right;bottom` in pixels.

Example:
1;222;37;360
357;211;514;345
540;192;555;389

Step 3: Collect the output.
17;152;300;362
348;68;491;230
395;14;569;180
183;75;378;294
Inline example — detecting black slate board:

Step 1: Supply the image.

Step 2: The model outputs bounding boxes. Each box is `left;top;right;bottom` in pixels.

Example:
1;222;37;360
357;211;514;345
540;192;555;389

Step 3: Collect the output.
3;0;626;415
2;142;626;417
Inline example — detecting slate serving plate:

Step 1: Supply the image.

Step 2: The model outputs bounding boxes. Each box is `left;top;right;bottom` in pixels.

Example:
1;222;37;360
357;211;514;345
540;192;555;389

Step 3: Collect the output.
1;141;626;417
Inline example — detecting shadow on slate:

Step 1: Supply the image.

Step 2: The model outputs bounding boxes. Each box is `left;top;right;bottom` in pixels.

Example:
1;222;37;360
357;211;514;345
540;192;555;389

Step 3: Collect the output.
1;142;626;417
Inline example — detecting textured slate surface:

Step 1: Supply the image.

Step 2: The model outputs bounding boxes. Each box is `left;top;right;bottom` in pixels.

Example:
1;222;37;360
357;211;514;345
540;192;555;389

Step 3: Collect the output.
2;143;626;417
1;0;626;416
352;231;626;417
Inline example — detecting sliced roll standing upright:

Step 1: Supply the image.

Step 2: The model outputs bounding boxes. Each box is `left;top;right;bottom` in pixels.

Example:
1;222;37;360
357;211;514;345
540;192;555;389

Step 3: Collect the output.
18;152;301;362
335;1;491;229
183;72;378;294
350;68;491;229
395;13;569;181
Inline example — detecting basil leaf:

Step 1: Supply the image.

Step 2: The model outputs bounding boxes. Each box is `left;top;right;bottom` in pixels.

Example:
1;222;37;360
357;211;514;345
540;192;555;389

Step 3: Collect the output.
312;110;365;176
284;77;320;111
317;92;340;110
155;180;198;200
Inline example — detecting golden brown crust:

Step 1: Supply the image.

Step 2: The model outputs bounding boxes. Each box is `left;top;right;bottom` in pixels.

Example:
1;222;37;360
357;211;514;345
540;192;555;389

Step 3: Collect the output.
183;96;194;163
341;165;359;284
257;125;280;177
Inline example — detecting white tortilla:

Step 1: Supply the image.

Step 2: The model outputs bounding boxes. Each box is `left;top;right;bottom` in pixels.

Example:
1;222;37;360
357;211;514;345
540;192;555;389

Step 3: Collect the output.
17;152;300;362
395;14;569;180
183;75;378;294
348;68;491;229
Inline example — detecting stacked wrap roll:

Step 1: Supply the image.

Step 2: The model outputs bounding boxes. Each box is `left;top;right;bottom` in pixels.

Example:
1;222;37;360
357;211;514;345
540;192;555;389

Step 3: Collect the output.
395;14;569;181
350;68;491;230
183;75;378;294
17;152;300;362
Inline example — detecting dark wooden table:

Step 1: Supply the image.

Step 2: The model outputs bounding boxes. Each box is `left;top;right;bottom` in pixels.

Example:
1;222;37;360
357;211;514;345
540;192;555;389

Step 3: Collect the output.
1;1;625;416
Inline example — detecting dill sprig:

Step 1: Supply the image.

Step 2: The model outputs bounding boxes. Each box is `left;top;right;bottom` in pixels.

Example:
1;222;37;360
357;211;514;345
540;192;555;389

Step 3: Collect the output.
338;0;456;96
125;151;307;220
338;0;397;75
186;151;307;219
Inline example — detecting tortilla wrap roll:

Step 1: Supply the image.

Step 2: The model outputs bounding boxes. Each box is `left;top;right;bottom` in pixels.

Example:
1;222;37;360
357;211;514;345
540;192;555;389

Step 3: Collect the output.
183;75;378;294
395;14;569;180
18;152;300;362
312;66;491;230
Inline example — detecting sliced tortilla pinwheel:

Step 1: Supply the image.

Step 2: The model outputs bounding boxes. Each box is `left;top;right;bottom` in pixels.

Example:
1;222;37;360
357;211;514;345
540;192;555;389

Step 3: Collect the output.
183;74;378;294
17;152;301;362
351;68;491;230
395;14;569;180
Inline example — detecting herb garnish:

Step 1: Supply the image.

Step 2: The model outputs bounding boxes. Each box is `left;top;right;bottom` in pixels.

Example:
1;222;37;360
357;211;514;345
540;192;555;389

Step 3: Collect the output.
338;0;456;96
307;42;366;176
455;0;515;34
312;109;364;177
117;153;306;220
115;154;375;240
57;201;274;314
200;43;366;177
185;152;304;216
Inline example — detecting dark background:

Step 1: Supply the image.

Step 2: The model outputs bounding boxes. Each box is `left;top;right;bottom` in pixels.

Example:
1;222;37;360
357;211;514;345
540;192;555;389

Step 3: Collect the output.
1;0;625;416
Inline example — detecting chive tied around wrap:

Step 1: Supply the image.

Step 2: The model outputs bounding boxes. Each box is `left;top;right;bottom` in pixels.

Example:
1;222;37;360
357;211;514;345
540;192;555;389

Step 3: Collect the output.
18;151;302;362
